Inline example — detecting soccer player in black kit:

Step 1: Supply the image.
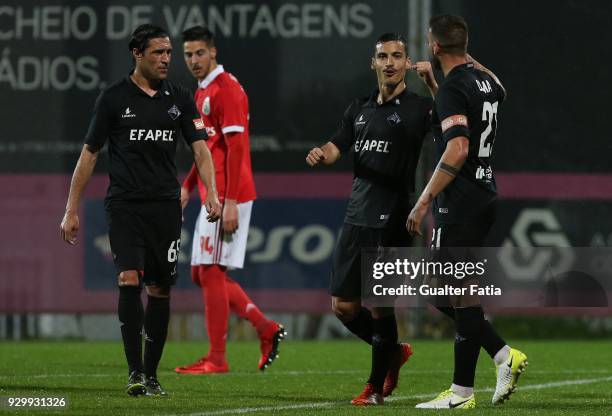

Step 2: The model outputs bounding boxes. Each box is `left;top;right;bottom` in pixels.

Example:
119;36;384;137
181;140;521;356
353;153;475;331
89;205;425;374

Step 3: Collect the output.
60;24;221;396
306;33;436;406
407;15;528;408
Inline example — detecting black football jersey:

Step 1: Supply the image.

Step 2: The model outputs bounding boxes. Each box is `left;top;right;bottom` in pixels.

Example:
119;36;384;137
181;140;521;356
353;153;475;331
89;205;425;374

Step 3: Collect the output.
85;75;208;202
431;63;505;224
331;89;432;228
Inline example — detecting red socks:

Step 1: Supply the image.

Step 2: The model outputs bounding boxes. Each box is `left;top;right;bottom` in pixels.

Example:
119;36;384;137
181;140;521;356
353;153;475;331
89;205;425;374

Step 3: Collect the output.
193;265;273;364
198;265;229;364
225;276;270;335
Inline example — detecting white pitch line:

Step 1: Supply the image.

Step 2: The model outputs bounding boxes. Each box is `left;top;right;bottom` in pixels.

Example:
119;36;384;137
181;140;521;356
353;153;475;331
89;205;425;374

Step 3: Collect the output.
1;369;611;380
170;375;612;416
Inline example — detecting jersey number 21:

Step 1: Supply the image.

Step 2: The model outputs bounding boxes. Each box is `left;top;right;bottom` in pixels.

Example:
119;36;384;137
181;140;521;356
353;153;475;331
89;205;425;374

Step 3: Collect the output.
478;101;498;157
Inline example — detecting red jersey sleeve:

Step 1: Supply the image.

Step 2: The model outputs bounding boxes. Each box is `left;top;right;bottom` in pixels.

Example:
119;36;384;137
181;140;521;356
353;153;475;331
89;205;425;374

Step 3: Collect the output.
217;80;247;135
216;79;249;200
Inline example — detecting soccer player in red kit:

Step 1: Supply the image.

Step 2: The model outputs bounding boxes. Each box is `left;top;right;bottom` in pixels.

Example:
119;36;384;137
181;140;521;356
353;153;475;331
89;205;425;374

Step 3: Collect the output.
175;26;285;374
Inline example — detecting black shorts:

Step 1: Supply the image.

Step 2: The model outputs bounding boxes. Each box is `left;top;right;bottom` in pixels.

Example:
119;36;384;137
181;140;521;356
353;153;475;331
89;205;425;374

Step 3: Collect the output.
330;220;412;299
431;202;496;248
426;206;496;307
106;199;182;287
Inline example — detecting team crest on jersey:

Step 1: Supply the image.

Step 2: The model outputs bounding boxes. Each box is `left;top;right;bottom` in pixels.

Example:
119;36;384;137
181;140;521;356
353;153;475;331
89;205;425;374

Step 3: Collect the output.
202;96;211;115
387;112;401;126
167;105;181;120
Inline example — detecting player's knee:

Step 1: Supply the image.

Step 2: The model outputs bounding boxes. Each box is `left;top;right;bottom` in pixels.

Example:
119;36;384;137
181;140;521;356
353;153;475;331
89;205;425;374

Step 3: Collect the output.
118;270;140;287
370;306;395;320
331;298;360;322
146;285;170;298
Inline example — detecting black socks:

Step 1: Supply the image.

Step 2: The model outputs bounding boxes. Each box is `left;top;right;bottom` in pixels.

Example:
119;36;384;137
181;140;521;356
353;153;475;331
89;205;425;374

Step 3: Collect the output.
480;319;506;359
453;306;484;387
118;285;144;374
436;305;507;360
343;307;374;344
367;314;398;393
144;295;170;378
118;287;171;378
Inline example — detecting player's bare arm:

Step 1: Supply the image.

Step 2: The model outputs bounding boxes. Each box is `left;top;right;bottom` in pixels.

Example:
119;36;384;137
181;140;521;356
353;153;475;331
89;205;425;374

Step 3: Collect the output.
306;141;341;167
412;61;438;96
466;53;506;99
407;136;469;236
60;144;99;245
192;140;221;222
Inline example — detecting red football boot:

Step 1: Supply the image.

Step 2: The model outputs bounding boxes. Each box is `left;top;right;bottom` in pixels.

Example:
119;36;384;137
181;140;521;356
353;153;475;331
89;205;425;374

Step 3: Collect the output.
258;323;286;371
351;383;384;406
174;356;229;374
383;343;413;397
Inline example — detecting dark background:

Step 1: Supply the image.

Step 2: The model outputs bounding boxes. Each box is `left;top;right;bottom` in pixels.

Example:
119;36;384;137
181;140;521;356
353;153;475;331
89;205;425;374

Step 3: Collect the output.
1;0;608;173
2;1;612;314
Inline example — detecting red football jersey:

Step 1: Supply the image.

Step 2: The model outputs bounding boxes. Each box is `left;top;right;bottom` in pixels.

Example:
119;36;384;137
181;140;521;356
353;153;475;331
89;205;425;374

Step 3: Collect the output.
183;65;256;203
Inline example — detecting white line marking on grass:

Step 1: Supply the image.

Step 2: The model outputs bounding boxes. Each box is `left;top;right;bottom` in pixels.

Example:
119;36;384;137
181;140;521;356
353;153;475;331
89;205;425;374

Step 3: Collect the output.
1;369;611;380
172;376;612;416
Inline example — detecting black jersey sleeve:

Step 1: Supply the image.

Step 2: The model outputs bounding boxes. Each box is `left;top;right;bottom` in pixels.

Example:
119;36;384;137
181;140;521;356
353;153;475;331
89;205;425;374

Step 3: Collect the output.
330;99;359;154
180;91;208;145
84;90;113;152
435;84;470;144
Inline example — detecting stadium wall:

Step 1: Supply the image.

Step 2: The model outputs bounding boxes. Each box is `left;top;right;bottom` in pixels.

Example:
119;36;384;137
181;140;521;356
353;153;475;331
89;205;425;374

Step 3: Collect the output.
2;173;612;315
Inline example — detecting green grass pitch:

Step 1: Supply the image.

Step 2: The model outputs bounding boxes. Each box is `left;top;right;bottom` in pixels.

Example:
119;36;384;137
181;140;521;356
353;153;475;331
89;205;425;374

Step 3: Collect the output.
1;340;611;415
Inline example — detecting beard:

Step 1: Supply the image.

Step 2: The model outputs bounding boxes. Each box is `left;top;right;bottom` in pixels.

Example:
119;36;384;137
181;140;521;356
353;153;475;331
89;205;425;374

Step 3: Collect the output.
383;79;401;89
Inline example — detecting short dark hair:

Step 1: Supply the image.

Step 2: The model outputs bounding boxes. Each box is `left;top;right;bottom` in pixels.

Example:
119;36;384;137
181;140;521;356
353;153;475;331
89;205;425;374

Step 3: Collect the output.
429;15;468;55
128;24;169;53
375;32;408;55
182;26;215;48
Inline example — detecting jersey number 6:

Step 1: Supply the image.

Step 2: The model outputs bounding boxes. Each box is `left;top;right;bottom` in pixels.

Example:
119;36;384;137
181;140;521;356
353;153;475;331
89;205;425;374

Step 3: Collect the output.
478;101;498;158
167;239;181;263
